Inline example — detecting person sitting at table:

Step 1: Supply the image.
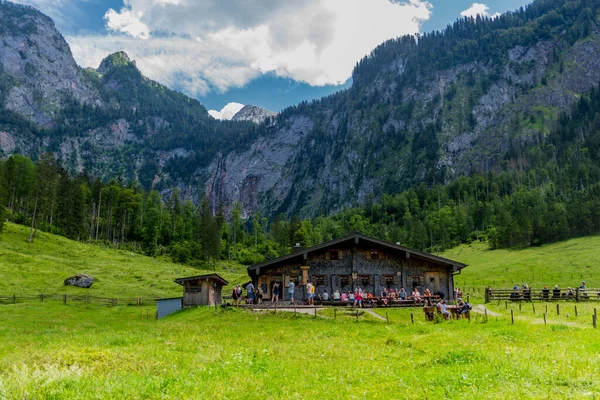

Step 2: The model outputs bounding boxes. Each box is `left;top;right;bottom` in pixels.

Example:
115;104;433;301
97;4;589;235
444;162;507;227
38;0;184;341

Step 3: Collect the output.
333;290;341;300
399;287;407;300
348;291;355;302
322;290;330;301
412;288;422;305
341;291;348;301
437;299;451;320
381;288;388;298
389;289;397;300
456;298;471;317
423;288;432;305
366;292;374;306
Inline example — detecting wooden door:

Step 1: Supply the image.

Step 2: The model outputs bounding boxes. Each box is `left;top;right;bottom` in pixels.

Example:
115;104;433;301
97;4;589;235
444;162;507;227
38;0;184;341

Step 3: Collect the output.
424;272;441;292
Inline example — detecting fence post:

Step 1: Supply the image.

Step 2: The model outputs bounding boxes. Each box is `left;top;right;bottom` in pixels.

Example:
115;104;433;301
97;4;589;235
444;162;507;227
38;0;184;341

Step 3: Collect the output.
63;294;67;304
334;308;336;320
532;303;535;314
505;301;508;310
137;297;140;306
410;313;414;324
556;304;560;316
12;294;16;304
574;306;578;317
594;314;597;329
40;293;44;302
576;288;580;303
543;313;547;325
356;310;359;322
511;309;514;325
519;302;522;312
314;308;317;319
386;312;389;324
485;288;490;303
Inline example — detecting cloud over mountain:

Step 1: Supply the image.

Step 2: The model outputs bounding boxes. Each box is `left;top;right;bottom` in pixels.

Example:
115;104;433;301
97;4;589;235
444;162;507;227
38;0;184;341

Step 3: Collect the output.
460;3;500;19
208;102;245;120
66;0;432;97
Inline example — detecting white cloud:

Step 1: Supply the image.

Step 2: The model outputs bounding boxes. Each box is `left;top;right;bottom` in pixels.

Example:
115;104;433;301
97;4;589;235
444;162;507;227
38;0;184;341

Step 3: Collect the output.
208;102;245;120
104;8;150;39
65;0;432;96
460;3;500;19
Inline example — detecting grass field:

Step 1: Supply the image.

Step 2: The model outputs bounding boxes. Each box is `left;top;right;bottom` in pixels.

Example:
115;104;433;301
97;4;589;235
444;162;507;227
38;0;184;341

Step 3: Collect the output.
2;223;600;398
0;223;248;298
1;303;599;399
444;237;600;294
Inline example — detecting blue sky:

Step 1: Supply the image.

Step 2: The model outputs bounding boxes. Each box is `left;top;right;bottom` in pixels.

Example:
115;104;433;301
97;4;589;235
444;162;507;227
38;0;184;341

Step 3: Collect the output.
17;0;532;117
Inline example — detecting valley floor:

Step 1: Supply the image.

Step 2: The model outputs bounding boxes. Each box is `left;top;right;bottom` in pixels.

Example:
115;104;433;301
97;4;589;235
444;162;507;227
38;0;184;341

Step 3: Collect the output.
0;302;599;399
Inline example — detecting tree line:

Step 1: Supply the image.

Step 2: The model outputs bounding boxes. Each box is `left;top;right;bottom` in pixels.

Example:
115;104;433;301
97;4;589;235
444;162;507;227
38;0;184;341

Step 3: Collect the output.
3;82;600;263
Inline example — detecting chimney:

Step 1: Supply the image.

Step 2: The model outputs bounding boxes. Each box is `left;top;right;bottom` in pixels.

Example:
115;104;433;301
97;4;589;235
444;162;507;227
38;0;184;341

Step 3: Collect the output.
293;243;303;253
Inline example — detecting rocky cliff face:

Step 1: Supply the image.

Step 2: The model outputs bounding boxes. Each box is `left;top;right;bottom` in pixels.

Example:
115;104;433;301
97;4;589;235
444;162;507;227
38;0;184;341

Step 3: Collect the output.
231;105;276;124
3;0;600;219
0;2;98;127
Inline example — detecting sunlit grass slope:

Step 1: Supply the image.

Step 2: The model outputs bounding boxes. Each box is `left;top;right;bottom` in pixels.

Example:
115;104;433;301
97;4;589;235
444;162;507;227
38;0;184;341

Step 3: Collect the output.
0;223;247;298
0;303;598;398
444;237;600;290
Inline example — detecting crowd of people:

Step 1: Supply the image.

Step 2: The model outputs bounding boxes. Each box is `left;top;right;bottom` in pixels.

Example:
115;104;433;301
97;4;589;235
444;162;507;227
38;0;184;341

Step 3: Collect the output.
505;281;589;300
233;280;466;309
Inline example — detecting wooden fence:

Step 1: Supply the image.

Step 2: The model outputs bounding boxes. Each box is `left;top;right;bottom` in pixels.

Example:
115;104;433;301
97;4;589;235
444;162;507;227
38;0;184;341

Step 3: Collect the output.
0;293;159;306
485;287;600;303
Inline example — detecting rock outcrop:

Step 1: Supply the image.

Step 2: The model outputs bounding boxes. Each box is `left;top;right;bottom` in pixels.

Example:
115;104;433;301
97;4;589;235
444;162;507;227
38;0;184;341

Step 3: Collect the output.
231;105;276;124
63;274;95;288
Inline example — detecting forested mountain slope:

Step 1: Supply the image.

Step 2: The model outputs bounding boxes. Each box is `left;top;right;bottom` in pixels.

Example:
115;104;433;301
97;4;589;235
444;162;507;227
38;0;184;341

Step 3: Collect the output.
2;0;600;219
207;0;600;217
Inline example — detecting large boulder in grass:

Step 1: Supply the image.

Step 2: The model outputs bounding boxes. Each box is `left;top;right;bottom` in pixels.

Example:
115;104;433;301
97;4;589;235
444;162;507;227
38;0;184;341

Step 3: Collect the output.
63;274;95;288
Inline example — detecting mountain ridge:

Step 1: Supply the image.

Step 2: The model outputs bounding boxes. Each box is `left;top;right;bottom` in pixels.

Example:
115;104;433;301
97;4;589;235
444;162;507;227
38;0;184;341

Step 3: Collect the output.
2;0;600;218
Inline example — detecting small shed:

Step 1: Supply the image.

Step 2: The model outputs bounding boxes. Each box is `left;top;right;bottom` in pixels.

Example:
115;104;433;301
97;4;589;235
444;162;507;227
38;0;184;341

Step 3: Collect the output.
175;274;229;307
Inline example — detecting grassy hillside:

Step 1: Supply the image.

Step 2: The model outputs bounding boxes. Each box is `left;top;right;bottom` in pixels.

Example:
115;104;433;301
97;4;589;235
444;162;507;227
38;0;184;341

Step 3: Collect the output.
1;303;599;398
444;237;600;291
0;223;248;298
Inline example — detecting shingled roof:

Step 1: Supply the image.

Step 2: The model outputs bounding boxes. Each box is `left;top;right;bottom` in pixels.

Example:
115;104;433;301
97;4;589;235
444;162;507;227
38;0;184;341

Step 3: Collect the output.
247;233;467;272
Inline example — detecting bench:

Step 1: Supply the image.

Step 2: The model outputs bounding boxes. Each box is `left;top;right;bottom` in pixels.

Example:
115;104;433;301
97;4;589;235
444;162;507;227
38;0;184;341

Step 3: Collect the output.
423;306;435;321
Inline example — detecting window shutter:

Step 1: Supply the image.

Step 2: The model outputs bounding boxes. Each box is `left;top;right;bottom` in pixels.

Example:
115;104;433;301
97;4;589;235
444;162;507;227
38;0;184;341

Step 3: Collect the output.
338;250;343;260
325;252;331;261
365;251;371;261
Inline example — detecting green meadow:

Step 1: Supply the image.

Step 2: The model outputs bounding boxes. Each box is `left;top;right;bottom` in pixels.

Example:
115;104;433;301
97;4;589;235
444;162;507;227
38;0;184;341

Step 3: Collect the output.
0;223;247;298
1;223;600;399
445;237;600;295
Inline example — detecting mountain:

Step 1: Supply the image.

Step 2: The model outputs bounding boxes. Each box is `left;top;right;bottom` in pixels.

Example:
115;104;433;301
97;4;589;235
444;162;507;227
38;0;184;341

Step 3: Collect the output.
2;0;600;218
206;0;600;216
231;105;276;124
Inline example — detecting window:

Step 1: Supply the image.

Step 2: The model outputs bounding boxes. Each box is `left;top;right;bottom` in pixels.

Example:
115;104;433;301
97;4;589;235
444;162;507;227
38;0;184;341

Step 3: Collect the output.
410;276;423;288
189;286;201;293
359;275;371;286
384;275;394;288
314;275;326;286
370;251;380;260
329;250;339;260
340;275;350;287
